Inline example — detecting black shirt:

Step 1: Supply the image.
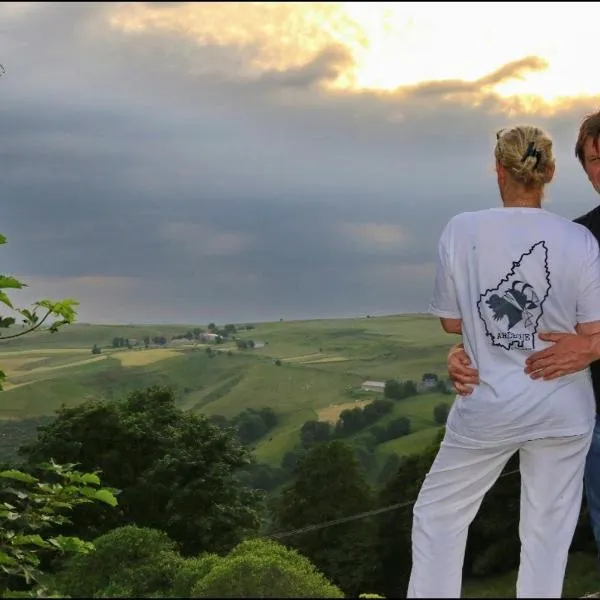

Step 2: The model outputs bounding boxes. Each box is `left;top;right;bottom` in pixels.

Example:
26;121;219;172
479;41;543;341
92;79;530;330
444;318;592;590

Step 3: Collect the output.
574;204;600;415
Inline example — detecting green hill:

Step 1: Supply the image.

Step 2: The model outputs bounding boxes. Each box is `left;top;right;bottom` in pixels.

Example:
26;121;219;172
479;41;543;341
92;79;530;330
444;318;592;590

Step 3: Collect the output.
0;313;455;476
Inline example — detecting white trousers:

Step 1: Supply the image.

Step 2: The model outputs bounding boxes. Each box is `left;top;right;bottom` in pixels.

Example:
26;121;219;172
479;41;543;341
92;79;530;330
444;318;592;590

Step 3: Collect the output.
407;427;593;598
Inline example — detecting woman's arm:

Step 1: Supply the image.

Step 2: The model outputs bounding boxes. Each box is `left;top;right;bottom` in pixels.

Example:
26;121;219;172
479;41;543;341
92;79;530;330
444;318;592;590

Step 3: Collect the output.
440;317;462;335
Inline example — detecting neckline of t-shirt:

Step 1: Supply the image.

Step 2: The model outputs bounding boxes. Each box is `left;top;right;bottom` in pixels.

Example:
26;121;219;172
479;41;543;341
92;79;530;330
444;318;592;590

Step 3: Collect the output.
488;206;548;213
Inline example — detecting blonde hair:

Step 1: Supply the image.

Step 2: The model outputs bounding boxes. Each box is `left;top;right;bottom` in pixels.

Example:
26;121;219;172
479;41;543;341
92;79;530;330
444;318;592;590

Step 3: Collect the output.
494;125;555;188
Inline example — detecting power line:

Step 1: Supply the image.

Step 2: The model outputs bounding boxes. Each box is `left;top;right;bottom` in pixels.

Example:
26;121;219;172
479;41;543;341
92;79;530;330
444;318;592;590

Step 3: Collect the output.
263;468;520;541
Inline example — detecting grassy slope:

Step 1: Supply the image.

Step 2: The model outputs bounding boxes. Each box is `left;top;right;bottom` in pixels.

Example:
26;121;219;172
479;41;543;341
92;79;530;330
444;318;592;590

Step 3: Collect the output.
0;314;454;471
462;552;600;597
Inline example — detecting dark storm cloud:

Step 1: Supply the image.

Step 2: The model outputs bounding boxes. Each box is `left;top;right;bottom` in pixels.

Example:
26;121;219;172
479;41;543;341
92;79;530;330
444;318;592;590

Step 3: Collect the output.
2;2;599;324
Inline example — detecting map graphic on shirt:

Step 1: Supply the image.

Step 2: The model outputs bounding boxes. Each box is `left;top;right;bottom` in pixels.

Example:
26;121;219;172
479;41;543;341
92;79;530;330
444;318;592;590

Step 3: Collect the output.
477;241;551;350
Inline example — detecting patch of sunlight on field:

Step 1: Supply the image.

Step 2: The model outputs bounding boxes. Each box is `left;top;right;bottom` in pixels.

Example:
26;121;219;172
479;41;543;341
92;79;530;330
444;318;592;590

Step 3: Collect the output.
0;348;90;357
113;348;181;367
2;380;34;392
281;353;324;363
317;400;372;424
1;357;44;375
28;355;108;374
302;356;348;364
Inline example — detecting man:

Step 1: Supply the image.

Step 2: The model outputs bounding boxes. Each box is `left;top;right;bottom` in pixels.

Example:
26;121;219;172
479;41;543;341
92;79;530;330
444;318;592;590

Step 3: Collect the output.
447;109;600;556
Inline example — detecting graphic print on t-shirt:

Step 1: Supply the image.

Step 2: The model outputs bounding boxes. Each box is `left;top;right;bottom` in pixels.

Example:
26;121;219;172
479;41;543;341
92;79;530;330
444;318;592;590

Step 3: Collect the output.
477;241;551;350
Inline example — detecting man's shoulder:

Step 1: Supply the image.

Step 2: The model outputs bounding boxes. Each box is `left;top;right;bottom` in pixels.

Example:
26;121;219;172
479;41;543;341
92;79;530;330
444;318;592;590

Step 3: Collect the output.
573;204;600;233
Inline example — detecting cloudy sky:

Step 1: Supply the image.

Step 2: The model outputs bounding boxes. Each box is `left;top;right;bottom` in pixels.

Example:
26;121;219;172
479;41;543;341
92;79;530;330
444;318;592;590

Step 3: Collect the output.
2;1;600;325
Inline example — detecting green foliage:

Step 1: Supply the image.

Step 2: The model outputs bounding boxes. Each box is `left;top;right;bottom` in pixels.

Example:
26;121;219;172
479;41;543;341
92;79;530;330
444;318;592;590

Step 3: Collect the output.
273;440;377;596
215;407;279;445
384;379;417;401
19;386;264;555
299;420;332;449
433;402;450;425
51;525;181;598
0;418;54;465
189;538;344;598
170;554;221;597
0;234;78;389
0;460;117;596
376;428;444;596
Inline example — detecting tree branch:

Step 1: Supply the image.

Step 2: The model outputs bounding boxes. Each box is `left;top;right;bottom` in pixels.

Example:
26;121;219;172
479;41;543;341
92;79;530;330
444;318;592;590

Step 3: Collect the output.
0;310;52;340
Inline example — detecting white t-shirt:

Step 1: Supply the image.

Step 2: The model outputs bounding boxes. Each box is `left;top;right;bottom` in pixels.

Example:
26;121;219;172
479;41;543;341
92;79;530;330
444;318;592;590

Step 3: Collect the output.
430;206;600;444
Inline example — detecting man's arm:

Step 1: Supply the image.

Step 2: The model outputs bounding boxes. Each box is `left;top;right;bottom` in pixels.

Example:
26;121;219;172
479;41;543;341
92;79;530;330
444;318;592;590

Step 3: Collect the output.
525;326;600;380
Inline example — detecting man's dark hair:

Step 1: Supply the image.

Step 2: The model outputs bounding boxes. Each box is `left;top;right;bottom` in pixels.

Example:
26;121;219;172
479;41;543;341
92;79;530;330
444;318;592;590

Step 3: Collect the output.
575;110;600;167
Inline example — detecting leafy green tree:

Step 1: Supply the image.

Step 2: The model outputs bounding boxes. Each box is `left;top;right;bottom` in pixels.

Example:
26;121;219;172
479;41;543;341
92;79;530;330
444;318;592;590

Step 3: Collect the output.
273;440;377;596
0;460;117;597
281;449;307;474
236;413;268;444
384;379;403;400
386;416;411;439
433;403;450;425
190;538;344;598
171;554;220;597
19;386;263;556
91;344;101;355
299;420;332;449
376;430;443;596
50;525;181;598
377;453;403;486
362;399;394;424
0;235;77;388
402;380;417;397
335;407;364;436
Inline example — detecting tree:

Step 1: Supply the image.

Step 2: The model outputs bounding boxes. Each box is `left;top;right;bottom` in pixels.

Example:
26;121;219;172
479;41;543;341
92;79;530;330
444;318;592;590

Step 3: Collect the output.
335;407;365;436
362;398;394;424
237;413;268;444
386;417;411;439
384;379;403;400
0;234;77;388
299;420;332;449
273;440;377;596
376;430;444;596
377;453;403;486
91;344;101;355
0;460;117;597
190;539;344;598
433;403;450;425
19;386;264;556
50;525;181;598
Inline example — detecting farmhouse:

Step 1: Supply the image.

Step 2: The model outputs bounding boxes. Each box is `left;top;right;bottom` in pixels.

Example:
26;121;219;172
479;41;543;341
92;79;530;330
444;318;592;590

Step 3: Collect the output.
361;380;386;393
200;333;221;343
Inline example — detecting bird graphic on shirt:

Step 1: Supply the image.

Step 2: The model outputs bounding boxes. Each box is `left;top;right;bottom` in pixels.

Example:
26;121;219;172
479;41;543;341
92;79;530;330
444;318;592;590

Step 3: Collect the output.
485;281;540;330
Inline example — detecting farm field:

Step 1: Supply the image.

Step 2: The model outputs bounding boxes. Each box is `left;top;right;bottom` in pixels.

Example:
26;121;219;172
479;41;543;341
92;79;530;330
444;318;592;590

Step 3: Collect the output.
0;313;455;478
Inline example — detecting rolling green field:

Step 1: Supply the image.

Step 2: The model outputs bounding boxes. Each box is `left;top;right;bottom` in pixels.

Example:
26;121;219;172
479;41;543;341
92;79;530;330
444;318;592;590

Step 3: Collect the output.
2;315;599;597
0;313;455;474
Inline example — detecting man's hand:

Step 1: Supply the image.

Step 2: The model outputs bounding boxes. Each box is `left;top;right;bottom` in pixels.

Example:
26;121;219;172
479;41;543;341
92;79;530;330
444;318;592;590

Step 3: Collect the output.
525;332;595;380
448;343;479;395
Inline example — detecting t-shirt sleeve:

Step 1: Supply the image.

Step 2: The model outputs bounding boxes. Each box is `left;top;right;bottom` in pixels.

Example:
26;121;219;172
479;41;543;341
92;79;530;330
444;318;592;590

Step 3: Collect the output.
576;230;600;323
429;220;461;319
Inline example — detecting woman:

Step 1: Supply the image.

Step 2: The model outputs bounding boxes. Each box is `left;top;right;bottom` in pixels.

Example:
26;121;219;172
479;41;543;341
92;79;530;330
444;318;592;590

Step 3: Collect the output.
408;125;600;598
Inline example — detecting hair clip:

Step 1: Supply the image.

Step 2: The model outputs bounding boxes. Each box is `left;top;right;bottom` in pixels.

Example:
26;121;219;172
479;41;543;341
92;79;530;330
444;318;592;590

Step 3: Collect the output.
521;142;542;169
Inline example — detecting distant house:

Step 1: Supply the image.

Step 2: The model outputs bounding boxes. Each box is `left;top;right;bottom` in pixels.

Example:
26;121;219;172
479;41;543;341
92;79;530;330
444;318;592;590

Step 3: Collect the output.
417;374;440;393
361;380;386;393
200;333;221;343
